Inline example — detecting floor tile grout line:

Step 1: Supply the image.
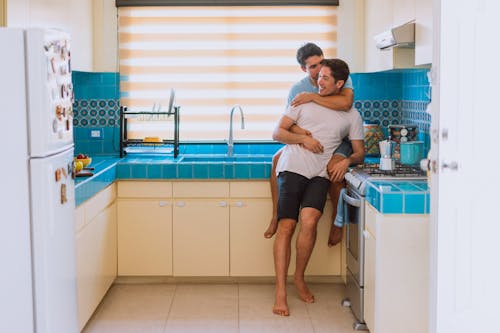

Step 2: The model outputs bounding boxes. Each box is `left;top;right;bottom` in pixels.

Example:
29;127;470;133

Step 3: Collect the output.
162;283;178;333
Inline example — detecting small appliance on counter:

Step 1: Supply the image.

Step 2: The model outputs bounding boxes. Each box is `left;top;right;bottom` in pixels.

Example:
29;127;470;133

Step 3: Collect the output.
388;124;418;160
400;141;424;165
388;124;418;143
379;139;396;171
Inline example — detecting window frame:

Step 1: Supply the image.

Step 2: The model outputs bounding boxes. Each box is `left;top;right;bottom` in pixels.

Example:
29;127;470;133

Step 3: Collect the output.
116;1;339;7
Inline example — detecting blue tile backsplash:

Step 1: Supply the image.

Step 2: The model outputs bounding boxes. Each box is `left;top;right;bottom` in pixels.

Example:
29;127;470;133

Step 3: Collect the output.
72;71;121;156
351;68;432;154
72;68;432;155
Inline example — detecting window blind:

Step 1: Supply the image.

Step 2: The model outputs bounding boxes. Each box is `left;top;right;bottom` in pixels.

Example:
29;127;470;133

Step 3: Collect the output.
118;5;338;141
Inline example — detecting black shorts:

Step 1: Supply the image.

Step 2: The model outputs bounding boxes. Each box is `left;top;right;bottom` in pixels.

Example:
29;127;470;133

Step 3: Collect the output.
277;171;331;221
333;139;353;157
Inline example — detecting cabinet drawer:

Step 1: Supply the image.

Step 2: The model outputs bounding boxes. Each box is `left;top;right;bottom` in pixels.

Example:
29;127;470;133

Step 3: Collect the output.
118;181;172;198
86;184;116;222
230;181;270;198
172;181;229;198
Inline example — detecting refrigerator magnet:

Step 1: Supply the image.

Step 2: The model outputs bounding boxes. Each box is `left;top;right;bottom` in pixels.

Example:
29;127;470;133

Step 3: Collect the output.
55;168;61;182
60;184;67;204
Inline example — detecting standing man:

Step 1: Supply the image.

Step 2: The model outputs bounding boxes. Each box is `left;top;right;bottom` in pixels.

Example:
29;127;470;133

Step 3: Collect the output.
264;43;356;248
272;59;365;316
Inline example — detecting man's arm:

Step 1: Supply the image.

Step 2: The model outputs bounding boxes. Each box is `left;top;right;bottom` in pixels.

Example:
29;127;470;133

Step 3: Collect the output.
272;115;324;153
290;88;354;111
327;140;365;182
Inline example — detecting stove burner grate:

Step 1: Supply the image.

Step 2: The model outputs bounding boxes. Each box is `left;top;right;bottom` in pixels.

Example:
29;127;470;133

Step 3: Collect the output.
353;163;426;178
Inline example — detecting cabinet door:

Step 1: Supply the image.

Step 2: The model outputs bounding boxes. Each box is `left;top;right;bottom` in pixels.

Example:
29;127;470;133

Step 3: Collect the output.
102;203;117;290
230;199;274;276
363;228;376;332
117;200;172;276
415;0;432;65
173;199;229;276
76;203;117;331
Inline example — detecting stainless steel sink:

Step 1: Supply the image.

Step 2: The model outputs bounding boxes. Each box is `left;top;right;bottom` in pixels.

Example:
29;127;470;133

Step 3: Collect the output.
180;155;272;163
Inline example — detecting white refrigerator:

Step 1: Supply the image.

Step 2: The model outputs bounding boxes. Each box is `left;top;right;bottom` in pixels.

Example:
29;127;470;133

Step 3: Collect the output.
0;28;78;333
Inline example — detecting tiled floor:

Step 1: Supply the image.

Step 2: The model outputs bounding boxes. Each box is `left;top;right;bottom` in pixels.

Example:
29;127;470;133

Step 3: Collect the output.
83;282;358;333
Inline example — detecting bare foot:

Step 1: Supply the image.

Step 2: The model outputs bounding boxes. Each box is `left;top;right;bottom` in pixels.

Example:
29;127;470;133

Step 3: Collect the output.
294;276;315;303
273;290;290;316
264;216;278;239
328;225;343;247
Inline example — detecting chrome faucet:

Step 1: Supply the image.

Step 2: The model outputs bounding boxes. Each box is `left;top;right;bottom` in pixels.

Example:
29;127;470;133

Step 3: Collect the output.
227;104;245;156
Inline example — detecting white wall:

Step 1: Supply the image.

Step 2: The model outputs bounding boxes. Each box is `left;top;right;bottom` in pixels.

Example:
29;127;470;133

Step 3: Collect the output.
5;1;369;74
92;0;118;72
6;0;93;71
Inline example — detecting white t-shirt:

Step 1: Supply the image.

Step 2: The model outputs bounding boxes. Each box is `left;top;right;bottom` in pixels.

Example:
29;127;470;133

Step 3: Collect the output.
276;103;364;179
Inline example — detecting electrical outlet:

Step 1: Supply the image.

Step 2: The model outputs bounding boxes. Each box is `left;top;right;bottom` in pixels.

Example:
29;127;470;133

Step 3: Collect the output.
89;129;102;139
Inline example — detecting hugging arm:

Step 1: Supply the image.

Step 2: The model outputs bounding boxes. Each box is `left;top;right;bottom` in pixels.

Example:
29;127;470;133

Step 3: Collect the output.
273;116;323;153
290;87;354;111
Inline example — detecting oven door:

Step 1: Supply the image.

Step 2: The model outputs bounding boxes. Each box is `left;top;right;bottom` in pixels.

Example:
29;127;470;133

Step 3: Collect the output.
343;184;365;287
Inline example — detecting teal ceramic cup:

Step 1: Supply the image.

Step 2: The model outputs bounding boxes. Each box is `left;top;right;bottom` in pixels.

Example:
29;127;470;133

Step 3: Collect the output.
400;141;424;165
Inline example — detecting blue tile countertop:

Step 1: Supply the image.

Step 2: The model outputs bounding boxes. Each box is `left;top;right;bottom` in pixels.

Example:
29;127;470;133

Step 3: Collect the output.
75;156;121;206
365;179;429;214
75;153;273;206
75;152;429;216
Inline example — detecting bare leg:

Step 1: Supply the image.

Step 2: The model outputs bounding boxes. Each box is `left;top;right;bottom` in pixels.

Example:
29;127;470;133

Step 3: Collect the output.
327;155;347;247
294;207;322;303
328;180;345;247
264;149;283;238
273;218;296;316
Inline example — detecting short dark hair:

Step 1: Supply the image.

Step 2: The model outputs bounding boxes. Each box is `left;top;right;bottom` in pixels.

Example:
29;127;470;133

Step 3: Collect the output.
320;58;350;86
296;43;324;67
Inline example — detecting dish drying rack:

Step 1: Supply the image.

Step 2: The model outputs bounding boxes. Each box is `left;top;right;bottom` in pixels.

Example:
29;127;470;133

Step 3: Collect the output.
119;105;180;158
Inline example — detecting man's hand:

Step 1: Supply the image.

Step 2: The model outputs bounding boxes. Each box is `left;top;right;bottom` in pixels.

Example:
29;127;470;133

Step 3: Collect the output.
290;92;315;107
302;136;324;153
327;157;350;182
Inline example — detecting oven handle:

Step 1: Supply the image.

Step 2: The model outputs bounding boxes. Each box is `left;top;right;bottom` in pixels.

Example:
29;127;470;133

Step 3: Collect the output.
342;191;362;208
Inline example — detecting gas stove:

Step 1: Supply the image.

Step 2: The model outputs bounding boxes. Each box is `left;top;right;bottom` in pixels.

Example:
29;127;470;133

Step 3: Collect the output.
345;163;426;195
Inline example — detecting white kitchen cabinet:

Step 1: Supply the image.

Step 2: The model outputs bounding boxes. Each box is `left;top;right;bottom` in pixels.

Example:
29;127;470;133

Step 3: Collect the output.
75;184;117;331
116;181;173;276
393;0;415;26
229;182;274;276
363;202;429;333
114;180;345;278
172;182;230;276
415;0;433;65
364;0;395;72
117;199;172;276
229;181;344;277
364;0;420;71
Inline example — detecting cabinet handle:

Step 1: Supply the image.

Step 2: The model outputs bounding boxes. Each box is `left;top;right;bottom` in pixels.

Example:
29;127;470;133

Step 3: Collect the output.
158;200;169;207
234;201;244;208
175;201;185;207
217;201;228;207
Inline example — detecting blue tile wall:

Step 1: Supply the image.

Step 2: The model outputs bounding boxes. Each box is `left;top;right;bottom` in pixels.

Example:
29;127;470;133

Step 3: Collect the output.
72;69;432;156
72;71;120;156
353;68;432;154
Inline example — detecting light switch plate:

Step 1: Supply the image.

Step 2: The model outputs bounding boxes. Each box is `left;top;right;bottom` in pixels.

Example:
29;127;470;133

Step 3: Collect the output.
89;129;103;139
